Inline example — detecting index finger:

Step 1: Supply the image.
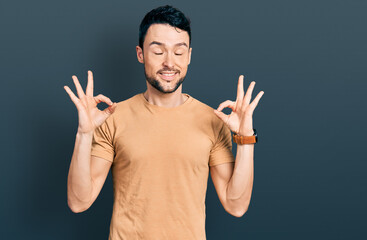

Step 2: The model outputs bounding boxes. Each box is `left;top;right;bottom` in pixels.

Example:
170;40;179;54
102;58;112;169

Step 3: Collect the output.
86;70;94;96
235;75;244;111
72;75;86;99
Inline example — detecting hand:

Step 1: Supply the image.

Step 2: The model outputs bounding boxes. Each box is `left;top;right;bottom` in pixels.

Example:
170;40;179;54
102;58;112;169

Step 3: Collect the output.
64;70;117;134
214;75;264;136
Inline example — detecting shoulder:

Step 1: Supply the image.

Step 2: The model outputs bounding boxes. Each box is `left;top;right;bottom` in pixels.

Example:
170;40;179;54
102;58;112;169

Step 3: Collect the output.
113;93;142;114
102;93;142;126
188;94;224;129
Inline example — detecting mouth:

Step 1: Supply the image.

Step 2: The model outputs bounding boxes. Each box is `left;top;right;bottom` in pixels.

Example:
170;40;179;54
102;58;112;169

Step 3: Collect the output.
158;71;178;81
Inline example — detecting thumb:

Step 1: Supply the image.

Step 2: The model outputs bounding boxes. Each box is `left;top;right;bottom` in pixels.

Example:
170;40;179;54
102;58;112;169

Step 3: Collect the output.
214;109;229;123
103;102;117;116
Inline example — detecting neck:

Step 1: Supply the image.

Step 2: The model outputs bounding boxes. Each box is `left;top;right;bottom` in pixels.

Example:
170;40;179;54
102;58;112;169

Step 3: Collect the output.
143;85;188;108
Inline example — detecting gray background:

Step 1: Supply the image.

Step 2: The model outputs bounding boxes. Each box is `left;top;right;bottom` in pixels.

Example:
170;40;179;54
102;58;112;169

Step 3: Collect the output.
1;0;366;239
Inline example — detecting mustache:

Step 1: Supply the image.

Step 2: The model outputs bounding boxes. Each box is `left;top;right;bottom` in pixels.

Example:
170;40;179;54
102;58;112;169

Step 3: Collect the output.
157;68;180;73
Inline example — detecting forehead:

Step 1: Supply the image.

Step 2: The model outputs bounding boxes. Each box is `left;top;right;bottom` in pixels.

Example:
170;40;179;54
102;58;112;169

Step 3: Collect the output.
145;24;189;47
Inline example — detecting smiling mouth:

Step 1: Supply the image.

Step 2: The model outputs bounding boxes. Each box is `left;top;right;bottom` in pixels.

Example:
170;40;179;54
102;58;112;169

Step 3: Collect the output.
159;72;178;81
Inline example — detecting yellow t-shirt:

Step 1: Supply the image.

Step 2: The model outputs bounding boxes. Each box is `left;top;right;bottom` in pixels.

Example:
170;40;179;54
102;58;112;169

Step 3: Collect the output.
91;92;235;240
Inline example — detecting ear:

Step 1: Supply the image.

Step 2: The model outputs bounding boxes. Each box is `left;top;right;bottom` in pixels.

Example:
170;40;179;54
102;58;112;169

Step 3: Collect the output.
136;46;144;64
188;47;192;65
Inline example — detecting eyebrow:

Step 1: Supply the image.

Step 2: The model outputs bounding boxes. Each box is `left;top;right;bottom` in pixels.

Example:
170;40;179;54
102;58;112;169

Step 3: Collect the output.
149;41;188;48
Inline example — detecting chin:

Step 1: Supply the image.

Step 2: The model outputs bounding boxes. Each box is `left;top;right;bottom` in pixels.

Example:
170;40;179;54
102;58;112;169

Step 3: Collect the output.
159;83;181;93
158;79;183;94
144;70;186;94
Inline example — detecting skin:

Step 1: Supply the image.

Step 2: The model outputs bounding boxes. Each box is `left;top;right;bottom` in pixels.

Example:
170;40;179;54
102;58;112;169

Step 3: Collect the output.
64;23;264;218
212;75;264;217
136;23;192;108
64;71;116;213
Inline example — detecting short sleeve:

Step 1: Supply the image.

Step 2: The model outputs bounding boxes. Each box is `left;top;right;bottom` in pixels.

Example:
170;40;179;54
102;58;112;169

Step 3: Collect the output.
91;118;115;163
208;122;235;166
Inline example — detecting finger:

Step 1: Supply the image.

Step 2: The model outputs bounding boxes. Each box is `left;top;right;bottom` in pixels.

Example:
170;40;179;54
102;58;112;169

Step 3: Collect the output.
217;100;236;112
243;81;256;106
64;86;82;109
235;75;244;111
94;94;113;106
86;70;94;97
72;75;86;99
245;91;264;115
103;102;117;116
214;109;230;124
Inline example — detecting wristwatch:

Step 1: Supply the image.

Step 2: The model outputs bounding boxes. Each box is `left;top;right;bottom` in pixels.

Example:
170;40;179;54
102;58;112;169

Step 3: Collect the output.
232;129;257;144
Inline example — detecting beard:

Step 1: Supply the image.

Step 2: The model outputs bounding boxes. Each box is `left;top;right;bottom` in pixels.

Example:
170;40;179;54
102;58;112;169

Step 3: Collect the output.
144;66;186;94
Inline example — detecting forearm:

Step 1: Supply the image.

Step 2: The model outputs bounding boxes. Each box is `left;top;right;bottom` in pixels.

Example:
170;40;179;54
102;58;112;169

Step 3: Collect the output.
226;143;254;213
67;131;94;211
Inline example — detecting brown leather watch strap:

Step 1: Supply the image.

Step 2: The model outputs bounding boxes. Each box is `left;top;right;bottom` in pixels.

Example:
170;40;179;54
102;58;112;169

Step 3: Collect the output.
232;132;257;144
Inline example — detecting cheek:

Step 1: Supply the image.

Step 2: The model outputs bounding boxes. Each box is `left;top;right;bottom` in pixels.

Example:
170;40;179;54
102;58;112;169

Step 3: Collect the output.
176;56;189;65
178;58;190;70
145;56;163;69
144;59;158;71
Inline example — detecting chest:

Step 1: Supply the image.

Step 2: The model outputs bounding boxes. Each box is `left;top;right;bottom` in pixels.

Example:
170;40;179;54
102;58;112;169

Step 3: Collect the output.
113;113;213;171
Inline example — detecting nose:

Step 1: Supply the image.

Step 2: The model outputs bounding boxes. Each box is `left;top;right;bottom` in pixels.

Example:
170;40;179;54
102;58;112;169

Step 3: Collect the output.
162;52;174;69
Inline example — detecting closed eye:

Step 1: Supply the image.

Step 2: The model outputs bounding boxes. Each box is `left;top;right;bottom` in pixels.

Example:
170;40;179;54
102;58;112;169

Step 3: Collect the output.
154;53;163;55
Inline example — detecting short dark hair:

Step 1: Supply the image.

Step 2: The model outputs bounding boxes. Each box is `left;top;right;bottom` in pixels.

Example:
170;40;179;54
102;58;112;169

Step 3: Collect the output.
139;5;191;49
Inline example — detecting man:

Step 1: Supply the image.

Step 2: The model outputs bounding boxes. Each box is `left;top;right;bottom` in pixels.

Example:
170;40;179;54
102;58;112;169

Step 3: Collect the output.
64;5;264;240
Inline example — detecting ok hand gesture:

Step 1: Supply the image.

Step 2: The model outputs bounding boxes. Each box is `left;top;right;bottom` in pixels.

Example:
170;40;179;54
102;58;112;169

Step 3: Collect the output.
214;75;264;136
64;70;117;134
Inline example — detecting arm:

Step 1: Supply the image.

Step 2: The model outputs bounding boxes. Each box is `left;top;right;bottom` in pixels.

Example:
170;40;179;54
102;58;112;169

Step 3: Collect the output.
213;75;263;217
64;70;116;213
67;131;112;213
210;142;254;218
